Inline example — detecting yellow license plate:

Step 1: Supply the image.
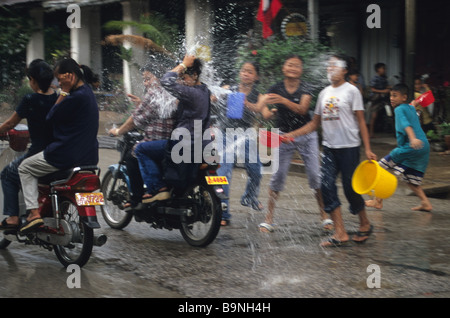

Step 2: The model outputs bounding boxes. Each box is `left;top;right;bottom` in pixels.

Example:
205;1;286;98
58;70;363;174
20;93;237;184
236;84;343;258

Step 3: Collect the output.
205;176;229;185
75;192;105;206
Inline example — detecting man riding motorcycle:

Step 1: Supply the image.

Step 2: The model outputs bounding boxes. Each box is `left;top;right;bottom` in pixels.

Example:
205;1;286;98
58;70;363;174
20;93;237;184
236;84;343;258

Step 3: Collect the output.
134;55;211;202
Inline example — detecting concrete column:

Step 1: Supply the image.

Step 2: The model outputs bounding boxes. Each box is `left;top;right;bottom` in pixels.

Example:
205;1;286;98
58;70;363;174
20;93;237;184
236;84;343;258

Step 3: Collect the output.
89;6;102;80
405;0;416;99
70;6;91;66
185;0;212;60
308;0;319;41
121;0;149;95
26;8;45;65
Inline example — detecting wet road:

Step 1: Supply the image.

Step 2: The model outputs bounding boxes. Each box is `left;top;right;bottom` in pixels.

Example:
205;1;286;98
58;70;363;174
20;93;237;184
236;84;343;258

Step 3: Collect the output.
1;146;450;299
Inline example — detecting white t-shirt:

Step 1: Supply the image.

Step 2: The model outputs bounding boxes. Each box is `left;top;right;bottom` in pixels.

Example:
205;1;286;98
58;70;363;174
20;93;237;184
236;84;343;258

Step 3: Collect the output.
314;82;364;148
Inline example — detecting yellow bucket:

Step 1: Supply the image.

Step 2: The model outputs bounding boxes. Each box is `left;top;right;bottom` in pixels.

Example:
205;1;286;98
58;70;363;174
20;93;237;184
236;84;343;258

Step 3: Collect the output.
352;160;397;199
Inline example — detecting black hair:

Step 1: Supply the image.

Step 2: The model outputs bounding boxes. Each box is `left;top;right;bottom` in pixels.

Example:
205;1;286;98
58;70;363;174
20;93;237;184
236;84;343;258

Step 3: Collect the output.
54;58;96;85
374;62;386;71
241;60;260;75
348;68;359;76
284;54;304;64
185;58;203;77
391;83;409;96
26;59;54;92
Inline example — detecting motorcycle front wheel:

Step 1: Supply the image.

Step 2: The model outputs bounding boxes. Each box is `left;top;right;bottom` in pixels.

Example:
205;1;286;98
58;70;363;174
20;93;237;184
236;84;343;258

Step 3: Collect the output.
100;169;133;229
54;199;94;268
180;185;221;247
0;237;11;249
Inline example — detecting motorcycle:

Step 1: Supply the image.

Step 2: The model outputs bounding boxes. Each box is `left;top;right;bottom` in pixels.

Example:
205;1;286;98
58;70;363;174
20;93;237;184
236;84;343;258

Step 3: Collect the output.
0;125;107;268
100;130;226;247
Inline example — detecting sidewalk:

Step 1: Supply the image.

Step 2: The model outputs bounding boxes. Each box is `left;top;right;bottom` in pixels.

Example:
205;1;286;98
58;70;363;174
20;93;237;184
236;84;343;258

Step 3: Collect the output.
286;133;450;198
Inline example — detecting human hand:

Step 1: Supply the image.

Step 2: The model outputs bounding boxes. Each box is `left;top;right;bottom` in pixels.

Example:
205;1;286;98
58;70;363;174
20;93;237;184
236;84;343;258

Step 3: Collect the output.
58;72;77;93
182;55;196;68
410;138;423;150
265;93;285;105
281;133;294;144
366;150;377;161
127;93;141;106
410;99;419;107
108;127;120;137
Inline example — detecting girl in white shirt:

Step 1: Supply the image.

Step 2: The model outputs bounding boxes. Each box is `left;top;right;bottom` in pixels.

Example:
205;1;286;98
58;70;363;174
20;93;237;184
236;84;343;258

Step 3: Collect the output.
283;54;377;247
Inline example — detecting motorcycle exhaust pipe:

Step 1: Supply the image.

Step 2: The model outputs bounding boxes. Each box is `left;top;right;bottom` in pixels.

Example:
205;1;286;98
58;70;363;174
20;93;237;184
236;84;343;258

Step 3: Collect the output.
93;234;107;246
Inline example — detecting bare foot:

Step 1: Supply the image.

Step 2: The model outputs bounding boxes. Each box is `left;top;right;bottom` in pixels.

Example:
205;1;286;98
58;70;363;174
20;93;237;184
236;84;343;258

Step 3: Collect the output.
365;199;383;210
411;204;432;212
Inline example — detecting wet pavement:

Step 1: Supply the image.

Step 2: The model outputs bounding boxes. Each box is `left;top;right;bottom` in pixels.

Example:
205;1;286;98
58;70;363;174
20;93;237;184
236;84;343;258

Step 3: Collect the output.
0;133;449;299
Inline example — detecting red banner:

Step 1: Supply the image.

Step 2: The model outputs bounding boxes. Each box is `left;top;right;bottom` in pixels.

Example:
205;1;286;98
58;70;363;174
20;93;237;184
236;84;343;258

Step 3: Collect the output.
257;0;283;38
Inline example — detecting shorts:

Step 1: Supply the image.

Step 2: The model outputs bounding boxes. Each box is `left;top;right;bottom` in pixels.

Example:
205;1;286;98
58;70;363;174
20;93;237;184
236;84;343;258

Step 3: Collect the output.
379;155;424;185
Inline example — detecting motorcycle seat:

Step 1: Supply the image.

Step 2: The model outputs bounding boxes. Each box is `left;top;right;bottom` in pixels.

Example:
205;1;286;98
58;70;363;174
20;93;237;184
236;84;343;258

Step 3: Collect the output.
38;169;73;185
38;166;99;185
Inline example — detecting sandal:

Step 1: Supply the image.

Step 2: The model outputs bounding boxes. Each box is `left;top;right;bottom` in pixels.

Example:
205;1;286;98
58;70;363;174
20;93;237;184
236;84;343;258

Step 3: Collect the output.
352;225;374;244
0;217;19;229
221;219;230;226
19;217;44;234
258;222;275;233
320;237;350;247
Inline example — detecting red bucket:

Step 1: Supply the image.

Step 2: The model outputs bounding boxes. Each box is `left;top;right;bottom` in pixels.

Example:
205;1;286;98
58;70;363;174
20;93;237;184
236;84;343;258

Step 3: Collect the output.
259;130;293;148
415;90;435;107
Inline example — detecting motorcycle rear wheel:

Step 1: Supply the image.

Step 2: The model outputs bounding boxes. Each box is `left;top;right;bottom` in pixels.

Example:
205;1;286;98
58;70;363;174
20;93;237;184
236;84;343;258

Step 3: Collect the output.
180;185;221;247
54;199;94;268
100;170;133;229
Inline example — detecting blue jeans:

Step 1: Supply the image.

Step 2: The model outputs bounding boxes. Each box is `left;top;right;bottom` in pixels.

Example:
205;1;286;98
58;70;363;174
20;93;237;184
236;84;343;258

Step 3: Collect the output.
134;140;168;194
217;136;262;220
1;154;25;217
320;146;364;215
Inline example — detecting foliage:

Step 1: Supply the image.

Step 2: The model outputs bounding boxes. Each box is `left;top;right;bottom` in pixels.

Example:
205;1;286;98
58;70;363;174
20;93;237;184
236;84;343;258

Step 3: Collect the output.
437;122;450;136
44;25;71;64
0;7;34;90
237;37;334;97
103;11;181;53
426;129;440;141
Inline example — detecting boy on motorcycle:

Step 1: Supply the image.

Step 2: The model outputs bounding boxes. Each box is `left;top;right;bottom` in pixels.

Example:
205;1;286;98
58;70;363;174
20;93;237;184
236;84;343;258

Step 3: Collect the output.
18;58;99;234
0;59;57;229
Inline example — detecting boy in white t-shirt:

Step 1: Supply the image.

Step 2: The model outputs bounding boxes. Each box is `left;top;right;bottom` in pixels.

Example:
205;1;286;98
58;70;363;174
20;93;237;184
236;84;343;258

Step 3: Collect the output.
283;54;377;247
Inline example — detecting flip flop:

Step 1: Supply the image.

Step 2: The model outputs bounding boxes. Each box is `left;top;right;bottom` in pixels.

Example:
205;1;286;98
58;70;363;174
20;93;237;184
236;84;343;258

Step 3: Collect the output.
0;218;19;230
19;218;44;234
352;225;374;244
258;222;275;233
320;237;350;247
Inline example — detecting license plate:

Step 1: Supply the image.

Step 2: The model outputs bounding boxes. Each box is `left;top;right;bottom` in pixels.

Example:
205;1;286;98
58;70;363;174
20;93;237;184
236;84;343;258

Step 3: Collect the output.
205;176;229;185
75;192;105;206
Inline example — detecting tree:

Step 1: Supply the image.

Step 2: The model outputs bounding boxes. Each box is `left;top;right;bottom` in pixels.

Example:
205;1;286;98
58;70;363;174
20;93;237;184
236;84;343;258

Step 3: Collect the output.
0;7;33;90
